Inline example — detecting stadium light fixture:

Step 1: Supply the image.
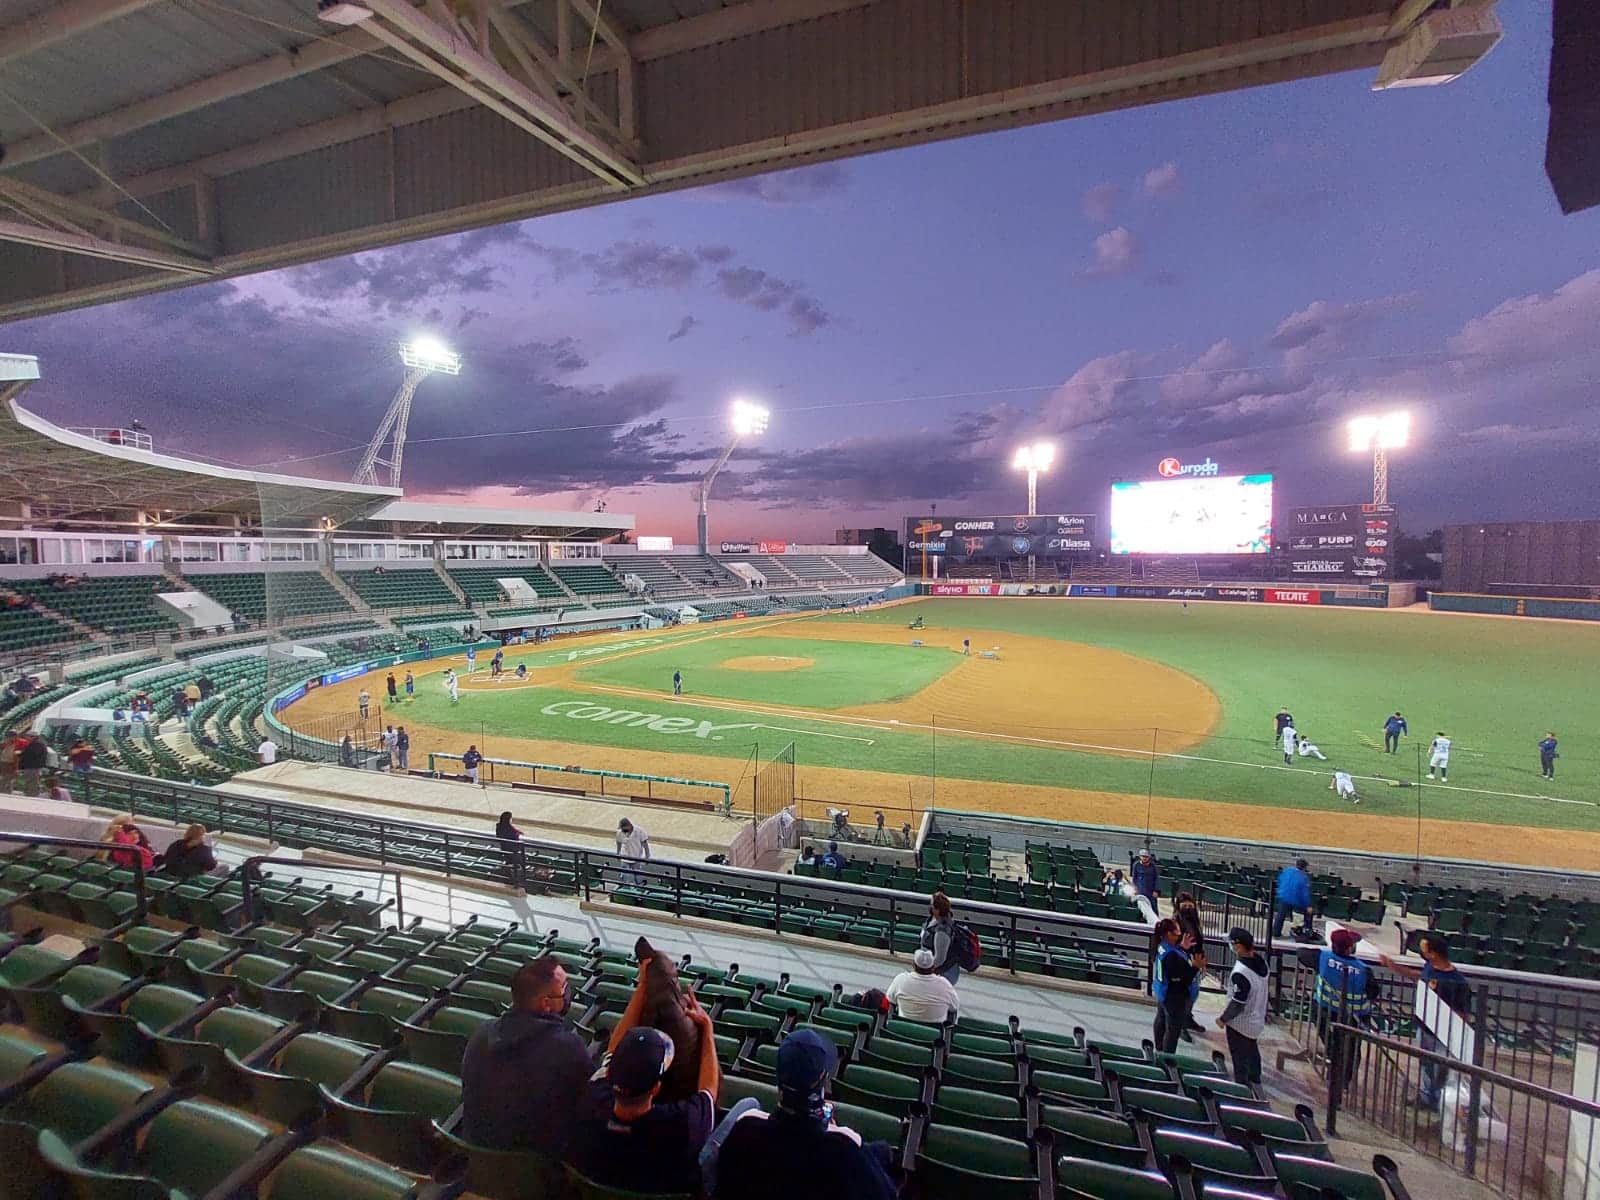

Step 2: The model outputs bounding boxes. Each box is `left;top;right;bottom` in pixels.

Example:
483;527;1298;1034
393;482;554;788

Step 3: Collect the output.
353;337;464;488
697;397;770;553
1011;441;1056;516
1348;411;1409;505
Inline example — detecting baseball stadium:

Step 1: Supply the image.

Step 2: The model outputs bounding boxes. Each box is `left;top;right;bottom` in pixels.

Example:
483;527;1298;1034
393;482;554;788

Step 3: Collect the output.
2;5;1598;1200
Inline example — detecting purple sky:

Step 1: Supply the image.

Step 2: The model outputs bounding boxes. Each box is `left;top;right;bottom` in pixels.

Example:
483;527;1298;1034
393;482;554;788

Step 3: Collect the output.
6;0;1597;544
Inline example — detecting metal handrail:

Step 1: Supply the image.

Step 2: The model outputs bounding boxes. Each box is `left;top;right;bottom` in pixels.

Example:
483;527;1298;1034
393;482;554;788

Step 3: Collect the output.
239;854;404;925
0;830;148;921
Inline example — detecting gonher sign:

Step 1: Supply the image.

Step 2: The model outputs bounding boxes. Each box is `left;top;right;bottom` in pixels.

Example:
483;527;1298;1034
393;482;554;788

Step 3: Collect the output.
903;514;1096;562
1287;503;1394;579
1157;456;1220;478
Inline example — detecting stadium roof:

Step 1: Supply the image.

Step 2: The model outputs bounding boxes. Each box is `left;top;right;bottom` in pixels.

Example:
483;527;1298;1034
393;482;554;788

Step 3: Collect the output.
0;0;1501;320
349;499;634;540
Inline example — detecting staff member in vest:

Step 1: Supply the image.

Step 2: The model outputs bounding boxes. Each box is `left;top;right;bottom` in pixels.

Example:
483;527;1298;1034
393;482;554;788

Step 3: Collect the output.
1217;928;1269;1087
1302;928;1378;1085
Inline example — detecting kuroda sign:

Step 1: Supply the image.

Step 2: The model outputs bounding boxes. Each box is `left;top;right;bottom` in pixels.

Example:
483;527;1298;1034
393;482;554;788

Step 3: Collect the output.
1156;456;1220;478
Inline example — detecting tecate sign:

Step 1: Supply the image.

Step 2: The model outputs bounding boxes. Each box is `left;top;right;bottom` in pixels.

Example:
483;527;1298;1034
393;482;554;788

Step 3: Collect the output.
1266;588;1320;604
1157;456;1220;478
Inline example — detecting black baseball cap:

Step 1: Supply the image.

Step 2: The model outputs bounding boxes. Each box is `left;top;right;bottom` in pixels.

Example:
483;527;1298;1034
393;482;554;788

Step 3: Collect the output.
608;1028;674;1096
776;1029;837;1100
1228;927;1255;950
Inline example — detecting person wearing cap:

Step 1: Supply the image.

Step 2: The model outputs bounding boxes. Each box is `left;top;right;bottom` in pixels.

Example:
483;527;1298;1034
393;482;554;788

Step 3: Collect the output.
886;948;961;1025
817;840;846;873
571;964;753;1194
713;1029;899;1200
1300;927;1378;1086
461;957;591;1157
1131;848;1160;907
1272;857;1314;939
1217;928;1270;1087
1379;933;1471;1113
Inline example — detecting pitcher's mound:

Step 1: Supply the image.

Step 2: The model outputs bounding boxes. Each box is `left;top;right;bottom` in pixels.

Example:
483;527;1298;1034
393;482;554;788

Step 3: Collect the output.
723;655;814;672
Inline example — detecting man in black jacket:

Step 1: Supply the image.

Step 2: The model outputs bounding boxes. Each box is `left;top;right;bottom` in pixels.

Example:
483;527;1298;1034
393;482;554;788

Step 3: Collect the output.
460;958;590;1157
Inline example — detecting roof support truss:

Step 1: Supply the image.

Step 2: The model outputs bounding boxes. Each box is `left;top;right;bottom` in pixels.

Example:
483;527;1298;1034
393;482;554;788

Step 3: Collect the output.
0;176;216;275
0;0;158;67
358;0;643;188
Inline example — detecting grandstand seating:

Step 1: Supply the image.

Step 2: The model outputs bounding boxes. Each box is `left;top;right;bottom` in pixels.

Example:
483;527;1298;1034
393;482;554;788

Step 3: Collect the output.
0;846;1407;1200
830;554;900;584
185;571;351;624
0;604;75;654
446;563;564;605
339;568;458;610
613;555;744;601
9;575;177;635
550;563;625;599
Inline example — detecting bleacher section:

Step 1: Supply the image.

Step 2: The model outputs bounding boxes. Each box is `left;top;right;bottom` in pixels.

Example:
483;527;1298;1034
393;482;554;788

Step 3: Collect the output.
446;563;565;606
0;845;1408;1200
9;575;177;635
831;554;900;584
550;563;625;599
0;605;75;654
185;571;351;624
339;568;457;610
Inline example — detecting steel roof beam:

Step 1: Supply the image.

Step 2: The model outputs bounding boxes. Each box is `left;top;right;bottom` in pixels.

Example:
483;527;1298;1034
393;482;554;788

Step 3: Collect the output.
0;0;159;67
0;218;215;274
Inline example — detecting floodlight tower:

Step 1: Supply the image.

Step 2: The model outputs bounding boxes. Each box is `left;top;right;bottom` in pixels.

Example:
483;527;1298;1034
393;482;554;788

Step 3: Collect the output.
353;338;462;488
1347;411;1409;505
1012;441;1056;580
697;398;769;554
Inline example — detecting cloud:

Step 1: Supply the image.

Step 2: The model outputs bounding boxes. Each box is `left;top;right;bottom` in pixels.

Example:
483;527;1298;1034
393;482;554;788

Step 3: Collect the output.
1268;292;1421;377
1082;182;1120;224
1160;339;1293;411
699;163;848;205
715;267;831;335
1142;162;1181;196
667;316;699;342
1085;227;1139;278
586;240;701;290
1447;269;1600;371
281;227;517;312
1039;351;1149;430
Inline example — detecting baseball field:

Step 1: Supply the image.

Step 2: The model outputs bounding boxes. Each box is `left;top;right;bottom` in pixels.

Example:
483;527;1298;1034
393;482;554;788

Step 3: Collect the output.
282;598;1600;868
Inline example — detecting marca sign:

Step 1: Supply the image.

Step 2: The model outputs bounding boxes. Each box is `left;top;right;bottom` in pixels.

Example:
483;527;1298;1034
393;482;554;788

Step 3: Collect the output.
1156;456;1220;478
541;700;757;741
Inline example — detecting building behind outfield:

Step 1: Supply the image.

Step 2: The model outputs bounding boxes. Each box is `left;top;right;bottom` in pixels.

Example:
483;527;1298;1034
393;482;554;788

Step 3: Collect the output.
1443;520;1600;597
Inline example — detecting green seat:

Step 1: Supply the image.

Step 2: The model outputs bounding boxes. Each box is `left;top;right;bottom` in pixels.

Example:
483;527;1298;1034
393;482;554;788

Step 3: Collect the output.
916;1124;1038;1200
36;1128;166;1199
279;1032;373;1091
196;1005;287;1057
435;1124;564;1200
1182;1076;1259;1103
1055;1156;1176;1199
0;1031;46;1081
566;1164;692;1200
859;1038;934;1072
943;1052;1016;1093
126;983;204;1033
932;1086;1025;1139
144;1099;275;1196
0;945;68;988
833;1064;922;1115
1217;1104;1326;1156
1103;1062;1170;1087
268;1142;420;1200
950;1031;1015;1059
5;1061;153;1144
881;1017;941;1045
1041;1106;1144;1168
1119;1088;1206;1124
1151;1128;1273;1190
719;1075;779;1111
816;1006;876;1033
1271;1152;1388;1200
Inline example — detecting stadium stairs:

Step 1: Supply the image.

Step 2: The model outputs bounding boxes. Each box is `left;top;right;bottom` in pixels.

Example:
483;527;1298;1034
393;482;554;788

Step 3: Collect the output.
321;566;374;615
0;834;1417;1200
428;563;469;607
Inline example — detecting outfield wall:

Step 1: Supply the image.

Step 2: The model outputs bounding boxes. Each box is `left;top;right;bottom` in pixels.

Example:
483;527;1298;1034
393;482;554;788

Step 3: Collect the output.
919;581;1415;607
1432;592;1600;622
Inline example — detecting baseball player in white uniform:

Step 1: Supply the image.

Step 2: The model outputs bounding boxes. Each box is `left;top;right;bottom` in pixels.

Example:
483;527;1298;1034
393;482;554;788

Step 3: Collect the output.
1281;724;1298;765
445;669;460;704
1330;770;1358;804
1296;736;1328;761
1427;732;1451;781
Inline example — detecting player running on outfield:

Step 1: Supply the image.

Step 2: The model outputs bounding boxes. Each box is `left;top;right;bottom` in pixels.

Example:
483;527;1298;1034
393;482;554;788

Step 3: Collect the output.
1427;732;1451;781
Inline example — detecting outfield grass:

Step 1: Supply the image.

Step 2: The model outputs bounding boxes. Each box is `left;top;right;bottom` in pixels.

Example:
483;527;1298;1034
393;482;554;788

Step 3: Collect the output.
399;600;1600;832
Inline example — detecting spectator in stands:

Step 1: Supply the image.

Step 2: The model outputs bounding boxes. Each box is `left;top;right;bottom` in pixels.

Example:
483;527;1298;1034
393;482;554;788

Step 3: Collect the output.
0;732;19;793
46;773;73;804
257;736;277;765
920;890;960;984
1273;858;1314;939
171;686;190;718
616;817;650;884
713;1028;899;1200
183;680;201;711
461;956;590;1157
161;824;217;879
1379;933;1470;1113
1151;917;1203;1054
1102;867;1128;897
1131;848;1160;907
395;727;410;770
104;818;155;872
1301;928;1377;1086
17;732;49;795
886;948;960;1024
496;810;525;892
462;744;482;783
67;736;96;775
817;840;845;872
1173;892;1207;1038
1218;928;1269;1087
197;674;214;699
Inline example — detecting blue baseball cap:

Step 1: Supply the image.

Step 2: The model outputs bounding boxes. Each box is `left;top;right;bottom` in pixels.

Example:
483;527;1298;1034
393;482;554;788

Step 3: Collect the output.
776;1028;837;1097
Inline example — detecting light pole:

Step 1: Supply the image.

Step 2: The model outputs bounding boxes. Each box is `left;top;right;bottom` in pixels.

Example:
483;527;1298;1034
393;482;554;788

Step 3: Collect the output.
1347;412;1409;505
1012;441;1056;580
697;398;769;554
354;337;462;488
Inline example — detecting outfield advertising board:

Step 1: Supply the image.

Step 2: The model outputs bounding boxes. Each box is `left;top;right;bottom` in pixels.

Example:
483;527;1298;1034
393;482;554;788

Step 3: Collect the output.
1264;588;1321;605
928;583;1002;596
905;514;1097;562
1287;503;1395;579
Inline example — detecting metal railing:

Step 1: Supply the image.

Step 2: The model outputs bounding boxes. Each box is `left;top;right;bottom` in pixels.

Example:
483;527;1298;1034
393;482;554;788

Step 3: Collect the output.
69;767;1159;983
0;830;149;924
240;855;405;926
1327;1022;1600;1200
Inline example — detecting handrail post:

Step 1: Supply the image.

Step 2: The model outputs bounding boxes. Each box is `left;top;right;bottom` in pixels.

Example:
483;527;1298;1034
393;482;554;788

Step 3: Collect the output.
132;854;148;922
442;830;452;877
1325;1023;1344;1136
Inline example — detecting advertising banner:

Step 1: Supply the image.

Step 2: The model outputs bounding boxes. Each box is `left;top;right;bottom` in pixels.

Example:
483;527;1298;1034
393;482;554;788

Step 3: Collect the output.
273;683;307;713
905;514;1096;562
719;540;790;555
1111;585;1258;602
926;583;1002;596
321;663;369;686
1069;584;1112;597
1265;588;1322;605
1287;503;1395;579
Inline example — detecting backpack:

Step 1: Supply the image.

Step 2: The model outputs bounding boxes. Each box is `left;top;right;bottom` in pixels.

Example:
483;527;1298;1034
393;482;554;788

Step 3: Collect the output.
952;922;982;972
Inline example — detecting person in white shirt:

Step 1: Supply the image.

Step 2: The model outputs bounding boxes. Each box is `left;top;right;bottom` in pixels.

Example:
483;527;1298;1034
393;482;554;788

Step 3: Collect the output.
1280;724;1298;765
1295;735;1328;760
1427;732;1451;781
616;817;650;885
1330;770;1358;804
445;669;460;704
257;738;277;765
886;949;960;1025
